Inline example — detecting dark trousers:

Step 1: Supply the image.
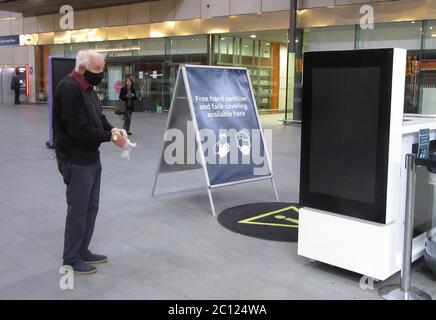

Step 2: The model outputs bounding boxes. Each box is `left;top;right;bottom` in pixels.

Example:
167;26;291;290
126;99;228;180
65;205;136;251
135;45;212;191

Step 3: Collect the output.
14;88;20;105
123;110;132;132
57;159;102;264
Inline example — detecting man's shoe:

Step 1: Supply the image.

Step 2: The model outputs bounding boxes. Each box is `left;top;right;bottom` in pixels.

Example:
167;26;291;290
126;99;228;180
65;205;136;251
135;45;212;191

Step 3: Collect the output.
81;251;108;264
64;260;97;275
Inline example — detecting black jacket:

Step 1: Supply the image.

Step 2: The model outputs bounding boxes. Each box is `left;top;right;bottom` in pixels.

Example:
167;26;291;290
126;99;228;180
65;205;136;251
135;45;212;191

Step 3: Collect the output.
119;86;137;112
11;75;20;90
53;74;113;165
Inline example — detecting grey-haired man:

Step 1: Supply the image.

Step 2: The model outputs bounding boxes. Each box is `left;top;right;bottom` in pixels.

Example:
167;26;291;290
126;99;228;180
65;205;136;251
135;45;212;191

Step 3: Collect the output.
53;50;127;274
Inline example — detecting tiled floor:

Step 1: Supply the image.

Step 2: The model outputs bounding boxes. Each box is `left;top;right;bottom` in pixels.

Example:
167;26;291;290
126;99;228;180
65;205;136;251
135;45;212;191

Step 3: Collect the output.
0;103;435;300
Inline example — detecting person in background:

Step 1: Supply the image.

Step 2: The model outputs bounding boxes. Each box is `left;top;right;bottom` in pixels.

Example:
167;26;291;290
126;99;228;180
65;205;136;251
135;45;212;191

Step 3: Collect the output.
119;76;137;135
53;50;128;275
11;68;21;105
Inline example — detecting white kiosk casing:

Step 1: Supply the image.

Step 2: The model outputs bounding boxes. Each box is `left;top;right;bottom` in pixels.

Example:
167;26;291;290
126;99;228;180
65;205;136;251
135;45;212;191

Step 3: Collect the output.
299;118;436;281
298;48;409;281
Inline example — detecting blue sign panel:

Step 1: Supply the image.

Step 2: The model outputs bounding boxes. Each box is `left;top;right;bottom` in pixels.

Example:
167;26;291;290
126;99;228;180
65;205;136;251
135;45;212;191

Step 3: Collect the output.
418;128;430;159
0;35;20;47
185;66;270;186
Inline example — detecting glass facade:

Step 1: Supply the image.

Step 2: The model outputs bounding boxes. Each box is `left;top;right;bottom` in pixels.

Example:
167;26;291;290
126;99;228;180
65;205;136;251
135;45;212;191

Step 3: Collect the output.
213;31;288;113
35;35;208;111
302;21;436;116
35;31;289;114
33;20;436;117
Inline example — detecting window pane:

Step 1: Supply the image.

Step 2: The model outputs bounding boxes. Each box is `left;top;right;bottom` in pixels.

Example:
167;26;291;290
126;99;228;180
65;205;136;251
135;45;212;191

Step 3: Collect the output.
304;25;355;52
359;22;421;50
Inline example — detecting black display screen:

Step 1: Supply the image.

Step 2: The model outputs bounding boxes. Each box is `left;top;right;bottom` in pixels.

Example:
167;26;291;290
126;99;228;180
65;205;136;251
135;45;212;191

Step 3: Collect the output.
310;67;380;204
51;58;75;98
300;49;394;224
49;57;76;146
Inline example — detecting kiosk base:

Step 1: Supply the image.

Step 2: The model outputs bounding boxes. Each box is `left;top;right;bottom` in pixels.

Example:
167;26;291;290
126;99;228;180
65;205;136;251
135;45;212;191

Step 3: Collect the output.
378;284;432;300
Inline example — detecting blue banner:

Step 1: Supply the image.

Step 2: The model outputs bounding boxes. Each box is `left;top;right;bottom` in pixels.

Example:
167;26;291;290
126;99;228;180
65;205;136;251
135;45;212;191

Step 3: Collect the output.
185;66;270;186
0;35;19;47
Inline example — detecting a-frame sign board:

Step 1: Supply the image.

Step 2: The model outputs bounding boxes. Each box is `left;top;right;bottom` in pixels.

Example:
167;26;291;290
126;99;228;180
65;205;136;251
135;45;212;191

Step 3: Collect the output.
152;65;279;216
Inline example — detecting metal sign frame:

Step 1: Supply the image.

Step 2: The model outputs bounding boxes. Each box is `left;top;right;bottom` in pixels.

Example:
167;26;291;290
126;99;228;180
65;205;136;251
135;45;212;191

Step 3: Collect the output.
152;64;279;216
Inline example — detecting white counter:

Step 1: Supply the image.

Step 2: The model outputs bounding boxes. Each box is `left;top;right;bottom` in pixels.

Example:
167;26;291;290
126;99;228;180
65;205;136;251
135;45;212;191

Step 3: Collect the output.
402;114;436;134
298;115;436;281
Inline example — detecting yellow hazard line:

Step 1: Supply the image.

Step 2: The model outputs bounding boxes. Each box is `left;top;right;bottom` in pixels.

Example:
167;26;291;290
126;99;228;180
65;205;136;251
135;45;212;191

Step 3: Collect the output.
238;205;299;226
240;221;299;228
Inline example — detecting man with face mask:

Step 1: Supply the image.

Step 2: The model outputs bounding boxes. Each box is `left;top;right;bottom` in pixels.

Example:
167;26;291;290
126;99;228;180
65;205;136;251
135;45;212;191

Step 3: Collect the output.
53;50;127;274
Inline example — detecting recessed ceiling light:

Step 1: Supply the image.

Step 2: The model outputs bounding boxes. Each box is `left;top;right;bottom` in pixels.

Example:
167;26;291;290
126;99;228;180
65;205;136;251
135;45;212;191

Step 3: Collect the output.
411;21;415;24
250;34;256;38
266;43;270;46
244;45;249;48
220;37;226;40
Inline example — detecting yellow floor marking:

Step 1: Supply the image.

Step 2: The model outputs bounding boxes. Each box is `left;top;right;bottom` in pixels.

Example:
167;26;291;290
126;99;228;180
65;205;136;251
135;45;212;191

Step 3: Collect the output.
238;205;299;228
274;215;299;224
239;221;299;228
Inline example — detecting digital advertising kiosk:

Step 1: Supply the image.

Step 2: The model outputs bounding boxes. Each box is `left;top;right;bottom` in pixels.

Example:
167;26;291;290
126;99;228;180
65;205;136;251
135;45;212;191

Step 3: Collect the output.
298;48;436;281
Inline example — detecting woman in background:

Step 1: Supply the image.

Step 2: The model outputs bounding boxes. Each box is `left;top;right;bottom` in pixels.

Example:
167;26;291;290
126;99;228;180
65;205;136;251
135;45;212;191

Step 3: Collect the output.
119;76;137;135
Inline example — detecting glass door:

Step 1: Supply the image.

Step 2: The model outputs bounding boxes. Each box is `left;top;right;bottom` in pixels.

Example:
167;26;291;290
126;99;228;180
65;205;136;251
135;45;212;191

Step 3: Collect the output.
133;61;164;112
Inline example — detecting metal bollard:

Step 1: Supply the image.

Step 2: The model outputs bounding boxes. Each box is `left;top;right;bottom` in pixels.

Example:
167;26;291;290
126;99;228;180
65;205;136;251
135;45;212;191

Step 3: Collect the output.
378;154;432;300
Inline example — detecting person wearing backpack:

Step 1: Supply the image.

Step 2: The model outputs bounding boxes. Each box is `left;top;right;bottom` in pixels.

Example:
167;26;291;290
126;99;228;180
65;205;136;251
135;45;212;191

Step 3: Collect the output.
119;76;137;135
10;68;21;105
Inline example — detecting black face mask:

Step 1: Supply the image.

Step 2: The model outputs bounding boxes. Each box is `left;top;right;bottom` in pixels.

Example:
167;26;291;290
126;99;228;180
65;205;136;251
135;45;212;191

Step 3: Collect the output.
84;69;104;86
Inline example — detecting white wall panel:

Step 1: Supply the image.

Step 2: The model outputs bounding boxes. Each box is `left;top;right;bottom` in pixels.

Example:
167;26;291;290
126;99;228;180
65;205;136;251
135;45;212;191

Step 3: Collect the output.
300;0;335;8
150;0;175;23
37;15;54;33
0;21;12;36
201;0;230;18
11;18;23;35
175;0;201;20
12;46;28;65
128;2;151;25
88;8;108;28
262;0;290;12
23;17;38;34
0;47;13;64
230;0;261;15
108;5;128;27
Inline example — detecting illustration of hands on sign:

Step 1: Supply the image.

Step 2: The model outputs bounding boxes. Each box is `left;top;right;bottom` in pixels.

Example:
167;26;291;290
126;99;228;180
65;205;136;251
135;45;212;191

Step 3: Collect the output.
215;134;231;158
214;131;252;159
236;130;251;156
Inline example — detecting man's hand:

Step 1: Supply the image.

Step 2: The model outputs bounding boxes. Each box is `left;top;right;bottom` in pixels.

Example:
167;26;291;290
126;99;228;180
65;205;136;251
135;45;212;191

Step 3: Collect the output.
119;129;128;138
111;131;127;148
111;128;128;139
